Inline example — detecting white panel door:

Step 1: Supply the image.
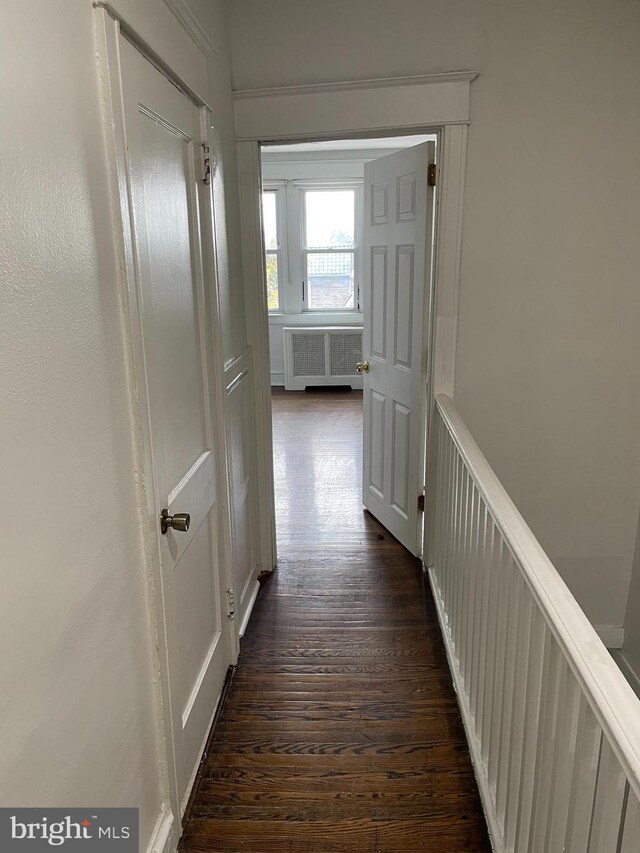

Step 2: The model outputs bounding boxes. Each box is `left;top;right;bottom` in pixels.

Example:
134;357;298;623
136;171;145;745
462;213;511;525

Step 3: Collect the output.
120;38;232;805
362;142;435;555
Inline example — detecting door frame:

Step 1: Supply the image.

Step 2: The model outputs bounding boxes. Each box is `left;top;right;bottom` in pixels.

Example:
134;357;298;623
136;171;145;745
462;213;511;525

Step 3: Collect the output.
95;8;238;847
235;75;475;564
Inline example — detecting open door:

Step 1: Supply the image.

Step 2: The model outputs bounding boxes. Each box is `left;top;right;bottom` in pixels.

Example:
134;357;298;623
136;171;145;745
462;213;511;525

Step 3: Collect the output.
361;142;435;556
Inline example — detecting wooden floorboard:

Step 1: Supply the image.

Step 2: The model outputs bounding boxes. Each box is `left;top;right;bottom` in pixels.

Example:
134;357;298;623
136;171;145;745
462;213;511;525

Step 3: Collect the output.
180;389;490;852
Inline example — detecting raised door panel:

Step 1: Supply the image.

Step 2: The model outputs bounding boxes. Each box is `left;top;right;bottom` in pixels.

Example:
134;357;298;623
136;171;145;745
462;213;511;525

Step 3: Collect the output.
393;245;415;370
391;402;411;517
136;110;208;500
368;390;386;499
370;247;388;360
371;180;389;225
396;173;417;222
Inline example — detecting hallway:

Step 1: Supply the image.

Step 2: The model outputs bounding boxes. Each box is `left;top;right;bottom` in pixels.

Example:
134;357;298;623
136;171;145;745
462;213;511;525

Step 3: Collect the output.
180;390;490;852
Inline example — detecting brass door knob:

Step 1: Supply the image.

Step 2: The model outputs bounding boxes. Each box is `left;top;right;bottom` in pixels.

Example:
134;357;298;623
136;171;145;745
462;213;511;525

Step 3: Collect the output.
161;508;191;535
355;360;370;374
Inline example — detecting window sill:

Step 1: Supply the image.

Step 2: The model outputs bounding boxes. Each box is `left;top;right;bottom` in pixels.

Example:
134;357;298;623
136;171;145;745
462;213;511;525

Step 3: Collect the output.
268;312;363;326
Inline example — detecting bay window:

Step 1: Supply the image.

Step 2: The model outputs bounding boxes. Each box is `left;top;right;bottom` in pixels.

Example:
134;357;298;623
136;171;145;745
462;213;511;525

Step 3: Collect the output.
261;180;362;316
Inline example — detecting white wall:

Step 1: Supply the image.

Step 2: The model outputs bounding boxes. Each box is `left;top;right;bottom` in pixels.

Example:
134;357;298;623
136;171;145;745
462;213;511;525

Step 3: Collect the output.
0;0;242;849
228;0;640;632
0;0;164;842
623;515;640;673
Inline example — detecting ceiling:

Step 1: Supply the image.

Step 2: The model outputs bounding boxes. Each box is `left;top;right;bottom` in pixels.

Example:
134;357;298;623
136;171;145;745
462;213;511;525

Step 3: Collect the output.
261;134;436;154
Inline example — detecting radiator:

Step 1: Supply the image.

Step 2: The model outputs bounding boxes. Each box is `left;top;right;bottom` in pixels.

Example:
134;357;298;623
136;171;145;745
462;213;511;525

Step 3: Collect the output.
282;326;363;391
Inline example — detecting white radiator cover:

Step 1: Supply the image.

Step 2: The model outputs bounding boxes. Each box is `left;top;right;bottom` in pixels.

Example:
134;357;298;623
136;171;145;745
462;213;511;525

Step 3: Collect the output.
283;326;363;391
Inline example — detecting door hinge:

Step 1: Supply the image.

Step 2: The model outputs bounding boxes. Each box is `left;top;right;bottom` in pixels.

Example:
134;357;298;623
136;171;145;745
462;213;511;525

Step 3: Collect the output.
226;587;236;619
417;494;425;513
202;143;211;186
427;163;436;188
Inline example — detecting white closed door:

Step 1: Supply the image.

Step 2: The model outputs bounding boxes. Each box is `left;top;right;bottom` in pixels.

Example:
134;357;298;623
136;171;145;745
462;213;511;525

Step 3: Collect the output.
362;142;435;556
121;39;232;805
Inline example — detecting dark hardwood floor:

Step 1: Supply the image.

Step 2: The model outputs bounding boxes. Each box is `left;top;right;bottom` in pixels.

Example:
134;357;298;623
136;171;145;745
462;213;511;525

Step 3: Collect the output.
180;388;491;852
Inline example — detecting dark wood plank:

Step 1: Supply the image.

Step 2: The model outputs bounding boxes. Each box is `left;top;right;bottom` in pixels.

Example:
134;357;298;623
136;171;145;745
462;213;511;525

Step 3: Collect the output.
180;390;490;853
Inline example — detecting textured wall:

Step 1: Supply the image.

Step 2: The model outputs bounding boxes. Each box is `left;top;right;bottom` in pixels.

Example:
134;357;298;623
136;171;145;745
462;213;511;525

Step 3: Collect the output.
0;0;164;842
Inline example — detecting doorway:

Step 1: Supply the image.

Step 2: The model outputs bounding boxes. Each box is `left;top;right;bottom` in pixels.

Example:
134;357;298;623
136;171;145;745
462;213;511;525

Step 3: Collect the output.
258;134;437;557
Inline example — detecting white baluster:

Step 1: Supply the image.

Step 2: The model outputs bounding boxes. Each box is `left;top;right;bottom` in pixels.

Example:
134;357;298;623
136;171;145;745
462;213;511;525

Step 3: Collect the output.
563;697;601;853
463;486;481;699
476;516;496;746
469;502;489;725
488;539;512;799
504;589;534;851
587;739;627;852
443;430;456;618
546;670;582;850
513;615;548;853
459;478;476;688
529;644;565;851
480;521;501;764
496;567;522;830
619;791;640;853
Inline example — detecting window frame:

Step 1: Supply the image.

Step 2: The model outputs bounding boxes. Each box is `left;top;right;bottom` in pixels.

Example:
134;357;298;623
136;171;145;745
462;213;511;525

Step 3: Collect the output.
298;182;363;314
261;182;287;314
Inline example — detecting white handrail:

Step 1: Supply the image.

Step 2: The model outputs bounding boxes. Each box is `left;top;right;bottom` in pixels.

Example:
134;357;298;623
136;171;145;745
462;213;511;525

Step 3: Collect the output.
434;393;640;800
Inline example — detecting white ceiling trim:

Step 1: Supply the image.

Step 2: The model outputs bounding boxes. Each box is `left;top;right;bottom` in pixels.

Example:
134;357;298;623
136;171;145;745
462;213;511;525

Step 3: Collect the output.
162;0;218;57
233;71;478;100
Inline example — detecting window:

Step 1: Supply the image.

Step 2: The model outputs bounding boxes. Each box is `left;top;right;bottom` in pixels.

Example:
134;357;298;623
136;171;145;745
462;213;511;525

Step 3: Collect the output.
260;181;361;316
303;189;357;311
261;190;281;312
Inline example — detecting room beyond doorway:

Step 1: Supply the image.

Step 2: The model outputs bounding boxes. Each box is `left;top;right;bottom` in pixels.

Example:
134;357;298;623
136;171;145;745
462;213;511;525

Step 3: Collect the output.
261;133;437;556
271;388;375;552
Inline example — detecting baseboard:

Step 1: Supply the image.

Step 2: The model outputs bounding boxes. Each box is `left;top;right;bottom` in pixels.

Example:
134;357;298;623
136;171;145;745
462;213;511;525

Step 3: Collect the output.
594;625;624;649
180;666;235;831
270;372;284;387
611;649;640;700
180;668;232;819
145;806;175;853
425;565;504;853
239;579;260;638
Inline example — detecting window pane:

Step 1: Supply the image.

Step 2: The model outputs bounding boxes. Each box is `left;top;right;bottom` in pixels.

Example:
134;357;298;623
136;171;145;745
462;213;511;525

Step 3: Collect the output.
305;190;355;249
265;252;279;311
307;252;354;310
262;192;278;250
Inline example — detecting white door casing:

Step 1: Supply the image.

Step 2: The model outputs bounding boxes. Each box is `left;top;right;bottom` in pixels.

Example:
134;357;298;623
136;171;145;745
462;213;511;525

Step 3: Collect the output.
362;142;435;556
120;37;232;808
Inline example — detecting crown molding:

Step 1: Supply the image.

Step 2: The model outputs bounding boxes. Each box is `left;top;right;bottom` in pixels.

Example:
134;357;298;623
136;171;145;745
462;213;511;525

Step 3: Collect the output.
234;71;478;100
162;0;218;57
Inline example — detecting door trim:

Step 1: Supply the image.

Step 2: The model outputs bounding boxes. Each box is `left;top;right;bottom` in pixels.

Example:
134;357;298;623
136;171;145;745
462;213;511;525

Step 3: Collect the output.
237;113;469;567
234;73;476;141
95;9;238;848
